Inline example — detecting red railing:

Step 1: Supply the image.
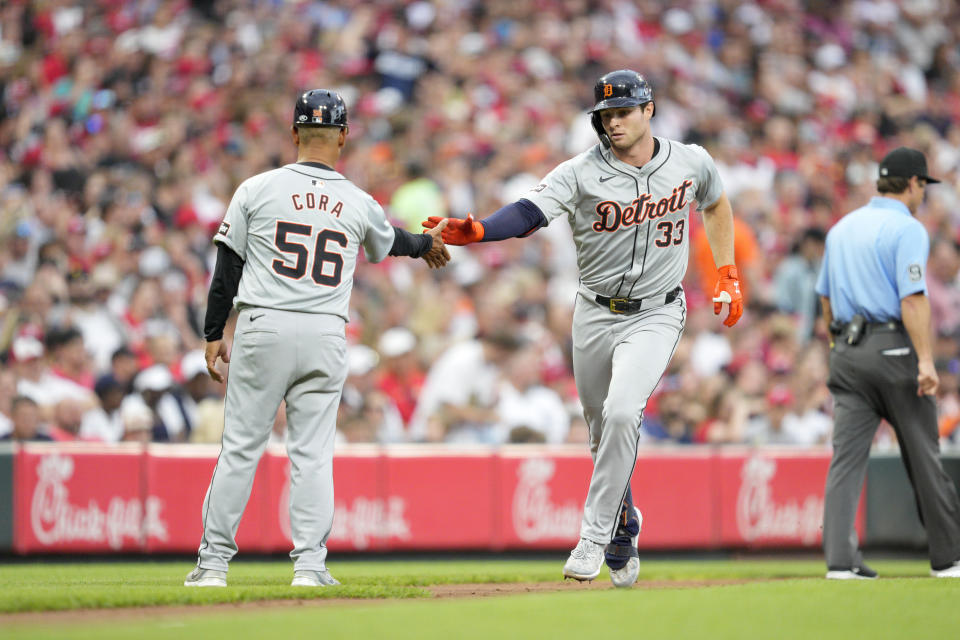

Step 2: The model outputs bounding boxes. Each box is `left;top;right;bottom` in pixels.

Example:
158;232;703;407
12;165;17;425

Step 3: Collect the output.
11;442;858;554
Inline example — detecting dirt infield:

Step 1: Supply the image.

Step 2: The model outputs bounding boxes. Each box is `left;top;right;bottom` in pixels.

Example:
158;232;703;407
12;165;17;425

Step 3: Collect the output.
1;579;762;627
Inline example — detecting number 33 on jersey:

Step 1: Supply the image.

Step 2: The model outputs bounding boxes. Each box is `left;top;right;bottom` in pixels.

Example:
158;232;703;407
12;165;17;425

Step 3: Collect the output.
214;163;396;320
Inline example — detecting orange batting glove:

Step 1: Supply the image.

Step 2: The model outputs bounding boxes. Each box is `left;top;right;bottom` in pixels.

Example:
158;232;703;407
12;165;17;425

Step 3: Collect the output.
712;264;743;327
422;214;485;245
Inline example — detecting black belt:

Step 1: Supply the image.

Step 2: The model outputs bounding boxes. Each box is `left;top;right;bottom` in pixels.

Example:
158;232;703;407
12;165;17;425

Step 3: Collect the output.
595;286;682;314
830;319;903;336
830;316;902;346
866;320;903;332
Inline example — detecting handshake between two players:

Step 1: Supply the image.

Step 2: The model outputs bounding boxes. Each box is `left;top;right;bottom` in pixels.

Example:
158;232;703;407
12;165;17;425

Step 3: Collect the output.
421;214;743;327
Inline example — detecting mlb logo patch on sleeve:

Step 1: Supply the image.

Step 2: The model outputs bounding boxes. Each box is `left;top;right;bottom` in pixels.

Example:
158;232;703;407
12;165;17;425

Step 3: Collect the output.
218;222;230;236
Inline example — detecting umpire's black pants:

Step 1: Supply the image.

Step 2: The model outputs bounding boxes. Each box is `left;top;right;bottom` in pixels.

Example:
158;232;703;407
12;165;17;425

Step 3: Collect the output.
824;325;960;571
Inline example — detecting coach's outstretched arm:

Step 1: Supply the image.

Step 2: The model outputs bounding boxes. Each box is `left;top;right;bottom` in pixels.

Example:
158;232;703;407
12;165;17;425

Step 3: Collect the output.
701;191;743;327
420;199;547;245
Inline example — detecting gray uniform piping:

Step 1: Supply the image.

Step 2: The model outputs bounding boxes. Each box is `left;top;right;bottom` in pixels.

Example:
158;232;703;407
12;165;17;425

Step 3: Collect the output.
598;153;640;297
627;140;672;299
198;358;235;562
281;167;347;180
606;294;686;542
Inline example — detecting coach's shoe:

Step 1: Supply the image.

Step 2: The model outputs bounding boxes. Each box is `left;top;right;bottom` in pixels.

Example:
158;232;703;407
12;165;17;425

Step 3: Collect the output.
825;564;878;580
607;506;643;588
563;538;606;581
184;567;227;587
931;561;960;578
292;569;341;587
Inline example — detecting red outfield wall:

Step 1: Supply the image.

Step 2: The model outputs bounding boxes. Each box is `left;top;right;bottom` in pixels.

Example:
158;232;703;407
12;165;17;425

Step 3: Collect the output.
10;443;859;554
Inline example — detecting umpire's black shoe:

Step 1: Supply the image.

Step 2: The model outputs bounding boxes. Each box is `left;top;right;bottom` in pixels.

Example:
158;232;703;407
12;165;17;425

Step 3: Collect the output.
825;564;878;580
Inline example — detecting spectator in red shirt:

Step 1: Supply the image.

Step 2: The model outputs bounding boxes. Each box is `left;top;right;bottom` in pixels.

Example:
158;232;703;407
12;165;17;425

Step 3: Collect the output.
121;279;162;369
376;327;425;427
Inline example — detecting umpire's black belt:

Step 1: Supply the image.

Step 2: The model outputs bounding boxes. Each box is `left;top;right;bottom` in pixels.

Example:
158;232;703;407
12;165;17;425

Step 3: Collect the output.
596;286;682;314
830;319;903;336
865;320;903;333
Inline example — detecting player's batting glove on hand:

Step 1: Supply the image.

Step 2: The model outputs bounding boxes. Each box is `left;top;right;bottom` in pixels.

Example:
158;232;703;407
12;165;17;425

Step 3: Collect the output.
712;264;743;327
421;214;484;246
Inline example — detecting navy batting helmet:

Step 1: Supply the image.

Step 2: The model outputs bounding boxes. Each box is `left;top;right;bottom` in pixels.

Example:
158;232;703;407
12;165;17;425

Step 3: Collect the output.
588;70;654;147
293;89;348;128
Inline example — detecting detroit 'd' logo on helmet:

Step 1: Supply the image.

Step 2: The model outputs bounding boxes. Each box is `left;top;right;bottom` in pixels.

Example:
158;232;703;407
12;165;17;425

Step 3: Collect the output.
603;84;613;98
592;179;693;233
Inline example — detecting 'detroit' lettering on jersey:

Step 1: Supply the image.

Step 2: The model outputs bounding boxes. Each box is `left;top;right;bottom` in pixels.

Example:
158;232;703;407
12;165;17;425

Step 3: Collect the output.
524;138;722;300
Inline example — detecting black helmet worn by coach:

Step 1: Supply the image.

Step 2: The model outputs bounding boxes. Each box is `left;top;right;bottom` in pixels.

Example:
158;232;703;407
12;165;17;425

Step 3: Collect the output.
589;70;654;148
293;89;348;128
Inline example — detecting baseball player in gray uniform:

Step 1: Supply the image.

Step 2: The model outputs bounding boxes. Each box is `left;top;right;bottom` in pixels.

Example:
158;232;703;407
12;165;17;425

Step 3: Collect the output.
185;89;449;588
424;70;742;587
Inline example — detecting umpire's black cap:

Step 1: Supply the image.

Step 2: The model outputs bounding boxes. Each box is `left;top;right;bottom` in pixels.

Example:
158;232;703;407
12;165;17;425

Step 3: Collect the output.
293;89;348;128
879;147;940;184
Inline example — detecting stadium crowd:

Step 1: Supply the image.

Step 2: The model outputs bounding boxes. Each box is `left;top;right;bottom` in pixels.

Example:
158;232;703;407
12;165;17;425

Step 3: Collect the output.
2;0;960;450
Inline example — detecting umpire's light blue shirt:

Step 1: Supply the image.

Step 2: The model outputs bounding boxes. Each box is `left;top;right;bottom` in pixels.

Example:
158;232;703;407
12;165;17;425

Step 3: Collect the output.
815;196;929;323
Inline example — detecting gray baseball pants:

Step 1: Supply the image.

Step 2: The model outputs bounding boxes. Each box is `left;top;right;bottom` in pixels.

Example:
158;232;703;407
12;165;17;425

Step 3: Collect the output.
572;288;685;544
197;306;347;572
824;327;960;570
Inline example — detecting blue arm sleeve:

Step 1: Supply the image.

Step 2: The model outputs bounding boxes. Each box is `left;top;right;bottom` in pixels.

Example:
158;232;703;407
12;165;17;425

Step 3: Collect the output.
479;199;547;242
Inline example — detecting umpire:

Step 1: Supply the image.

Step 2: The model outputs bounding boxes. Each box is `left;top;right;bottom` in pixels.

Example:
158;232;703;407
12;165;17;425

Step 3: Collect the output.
817;147;960;579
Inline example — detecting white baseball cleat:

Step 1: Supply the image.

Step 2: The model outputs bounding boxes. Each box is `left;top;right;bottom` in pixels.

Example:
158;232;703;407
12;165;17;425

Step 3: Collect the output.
609;507;643;588
292;569;341;587
931;561;960;578
184;567;227;587
563;538;606;581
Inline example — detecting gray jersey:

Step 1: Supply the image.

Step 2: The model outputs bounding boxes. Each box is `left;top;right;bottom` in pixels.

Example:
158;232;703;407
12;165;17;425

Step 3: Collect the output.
524;138;722;299
214;163;395;320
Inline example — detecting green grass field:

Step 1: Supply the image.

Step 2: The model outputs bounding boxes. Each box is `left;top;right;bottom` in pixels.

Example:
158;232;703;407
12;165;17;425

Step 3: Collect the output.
3;557;958;639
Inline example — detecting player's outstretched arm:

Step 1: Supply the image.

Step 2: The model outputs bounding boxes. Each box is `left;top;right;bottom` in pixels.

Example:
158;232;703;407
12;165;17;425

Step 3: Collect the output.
421;200;547;246
422;214;484;245
702;192;743;327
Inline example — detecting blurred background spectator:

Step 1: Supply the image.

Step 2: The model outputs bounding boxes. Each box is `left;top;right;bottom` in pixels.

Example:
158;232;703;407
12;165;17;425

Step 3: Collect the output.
409;331;521;444
339;344;404;444
1;395;52;442
773;227;825;342
2;0;960;451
